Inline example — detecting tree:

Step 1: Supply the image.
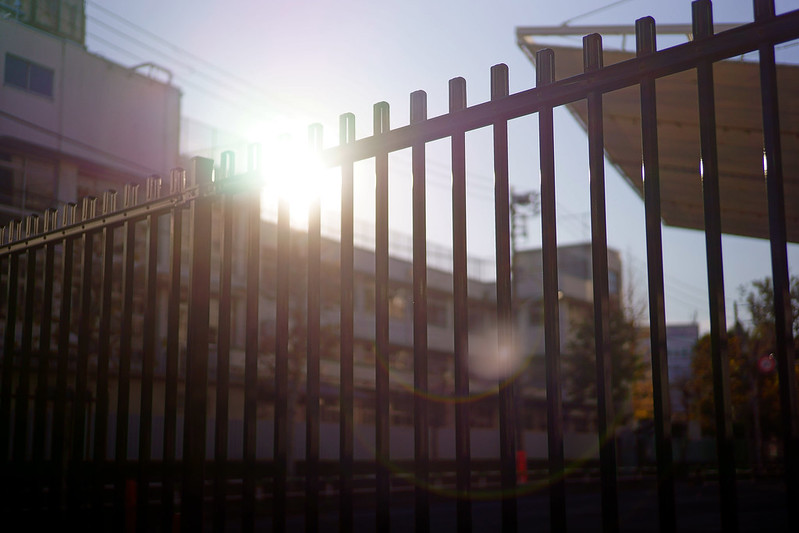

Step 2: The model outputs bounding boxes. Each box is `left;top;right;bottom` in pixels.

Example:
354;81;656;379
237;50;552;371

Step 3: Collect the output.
742;275;799;344
684;276;799;457
563;302;646;424
260;273;340;473
683;333;751;436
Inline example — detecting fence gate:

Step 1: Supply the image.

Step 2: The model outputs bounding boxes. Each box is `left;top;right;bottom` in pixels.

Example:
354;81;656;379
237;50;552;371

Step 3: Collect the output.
2;0;798;531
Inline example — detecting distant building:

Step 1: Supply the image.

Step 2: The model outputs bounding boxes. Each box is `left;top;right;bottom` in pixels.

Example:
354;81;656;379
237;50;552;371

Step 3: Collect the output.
0;5;180;226
514;243;623;358
665;323;699;420
512;243;623;433
2;6;621;461
0;0;85;44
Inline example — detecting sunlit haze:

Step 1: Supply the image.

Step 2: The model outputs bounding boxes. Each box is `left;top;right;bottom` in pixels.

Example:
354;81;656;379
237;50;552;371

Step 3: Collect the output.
84;0;799;332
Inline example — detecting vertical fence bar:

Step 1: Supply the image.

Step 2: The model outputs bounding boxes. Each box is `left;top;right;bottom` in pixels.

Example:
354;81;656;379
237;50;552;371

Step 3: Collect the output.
411;90;431;533
70;197;96;516
215;155;234;533
274;146;292;533
93;192;116;517
182;157;214;531
14;215;39;468
306;124;323;533
162;169;185;530
115;185;138;523
449;76;472;533
490;64;518;533
14;217;37;514
692;3;739;531
373;102;392;533
769;0;799;507
339;113;356;533
636;17;677;533
243;149;261;533
33;209;57;510
536;48;568;533
0;225;20;471
94;193;116;496
754;1;799;528
51;204;76;514
137;178;161;529
583;34;620;533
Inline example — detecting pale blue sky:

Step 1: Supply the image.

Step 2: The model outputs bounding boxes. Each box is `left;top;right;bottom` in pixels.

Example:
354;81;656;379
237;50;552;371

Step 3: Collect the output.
84;0;799;331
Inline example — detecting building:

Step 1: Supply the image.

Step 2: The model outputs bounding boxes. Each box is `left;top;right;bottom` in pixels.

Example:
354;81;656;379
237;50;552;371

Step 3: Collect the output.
665;323;700;421
0;2;180;227
1;5;632;463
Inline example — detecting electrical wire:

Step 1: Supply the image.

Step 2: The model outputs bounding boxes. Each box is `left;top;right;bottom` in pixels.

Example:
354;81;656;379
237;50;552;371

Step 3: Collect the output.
561;0;638;26
82;3;626;247
86;1;282;103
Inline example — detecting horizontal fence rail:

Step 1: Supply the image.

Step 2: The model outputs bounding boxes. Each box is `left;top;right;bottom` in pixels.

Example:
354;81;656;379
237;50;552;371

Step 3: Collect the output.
1;1;797;532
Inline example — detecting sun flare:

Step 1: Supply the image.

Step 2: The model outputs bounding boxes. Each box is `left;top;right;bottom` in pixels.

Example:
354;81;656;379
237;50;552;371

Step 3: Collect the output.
259;133;337;224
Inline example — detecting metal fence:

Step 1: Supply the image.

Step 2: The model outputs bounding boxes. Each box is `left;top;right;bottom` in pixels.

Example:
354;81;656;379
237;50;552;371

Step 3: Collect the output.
1;0;798;531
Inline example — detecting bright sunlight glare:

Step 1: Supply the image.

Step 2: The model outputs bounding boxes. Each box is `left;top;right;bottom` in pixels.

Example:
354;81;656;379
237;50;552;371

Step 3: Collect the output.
259;133;337;225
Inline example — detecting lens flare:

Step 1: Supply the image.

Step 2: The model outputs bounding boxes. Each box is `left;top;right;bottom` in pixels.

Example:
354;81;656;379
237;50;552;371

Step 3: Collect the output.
469;321;524;383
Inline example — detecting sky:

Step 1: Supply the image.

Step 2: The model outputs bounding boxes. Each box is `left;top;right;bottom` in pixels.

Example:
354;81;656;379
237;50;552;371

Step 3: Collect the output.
83;0;799;332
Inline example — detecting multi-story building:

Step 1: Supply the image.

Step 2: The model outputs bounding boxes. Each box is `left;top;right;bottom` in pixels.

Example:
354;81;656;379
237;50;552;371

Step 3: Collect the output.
511;244;623;431
0;1;180;226
1;5;634;464
665;323;700;421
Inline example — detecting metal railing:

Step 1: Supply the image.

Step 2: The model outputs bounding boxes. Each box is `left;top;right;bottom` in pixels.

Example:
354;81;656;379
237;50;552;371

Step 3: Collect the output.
1;0;798;531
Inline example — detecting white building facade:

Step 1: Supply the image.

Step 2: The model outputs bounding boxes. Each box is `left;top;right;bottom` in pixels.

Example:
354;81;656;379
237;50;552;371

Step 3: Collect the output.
0;4;180;226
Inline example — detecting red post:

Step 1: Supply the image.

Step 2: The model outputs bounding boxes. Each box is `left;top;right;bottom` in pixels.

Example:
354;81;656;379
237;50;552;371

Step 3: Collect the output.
125;479;137;532
516;450;528;484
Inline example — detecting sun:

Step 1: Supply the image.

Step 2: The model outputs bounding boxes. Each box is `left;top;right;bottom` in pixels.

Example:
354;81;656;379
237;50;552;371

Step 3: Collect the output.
259;132;337;224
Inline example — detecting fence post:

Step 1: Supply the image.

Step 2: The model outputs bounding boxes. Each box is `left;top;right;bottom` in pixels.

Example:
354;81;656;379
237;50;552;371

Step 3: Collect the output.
306;123;324;533
537;47;568;533
449;76;473;533
215;153;234;532
338;113;356;533
243;150;261;533
490;63;518;533
411;89;431;533
373;102;392;533
182;157;214;531
583;33;620;533
162;169;185;531
693;2;739;531
754;0;799;528
636;16;677;533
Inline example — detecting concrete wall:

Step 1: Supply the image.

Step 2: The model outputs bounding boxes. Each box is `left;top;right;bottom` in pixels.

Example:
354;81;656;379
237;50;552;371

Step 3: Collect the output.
0;17;180;177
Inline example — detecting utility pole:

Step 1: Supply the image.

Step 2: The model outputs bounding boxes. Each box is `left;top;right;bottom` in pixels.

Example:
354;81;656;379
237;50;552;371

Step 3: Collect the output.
509;189;540;455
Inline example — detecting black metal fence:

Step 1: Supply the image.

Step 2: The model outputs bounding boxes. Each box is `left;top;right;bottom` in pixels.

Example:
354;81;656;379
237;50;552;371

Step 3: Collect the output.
1;0;798;531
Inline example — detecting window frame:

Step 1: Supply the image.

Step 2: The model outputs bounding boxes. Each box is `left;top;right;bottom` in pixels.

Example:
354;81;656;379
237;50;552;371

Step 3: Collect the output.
4;53;55;99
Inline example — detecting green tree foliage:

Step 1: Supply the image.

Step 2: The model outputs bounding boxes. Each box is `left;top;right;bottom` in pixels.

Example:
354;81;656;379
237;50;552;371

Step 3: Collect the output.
684;276;799;438
684;333;751;435
564;303;646;422
743;276;799;342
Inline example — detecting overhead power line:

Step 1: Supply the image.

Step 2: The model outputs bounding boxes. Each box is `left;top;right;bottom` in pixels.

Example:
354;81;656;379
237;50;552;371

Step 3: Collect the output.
561;0;638;26
86;1;277;99
85;3;308;122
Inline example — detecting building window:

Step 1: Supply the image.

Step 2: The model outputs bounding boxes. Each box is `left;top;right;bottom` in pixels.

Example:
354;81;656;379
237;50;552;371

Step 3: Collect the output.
4;54;54;98
354;342;375;366
608;270;620;297
388;287;407;320
389;348;412;371
528;300;544;326
428;294;449;328
468;305;485;329
361;281;375;314
0;153;13;208
390;398;413;426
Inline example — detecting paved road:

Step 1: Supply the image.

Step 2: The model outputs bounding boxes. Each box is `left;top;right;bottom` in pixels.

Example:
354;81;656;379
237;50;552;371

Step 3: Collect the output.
253;479;791;532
